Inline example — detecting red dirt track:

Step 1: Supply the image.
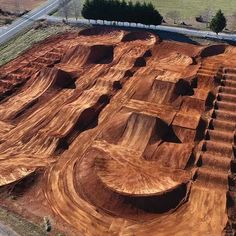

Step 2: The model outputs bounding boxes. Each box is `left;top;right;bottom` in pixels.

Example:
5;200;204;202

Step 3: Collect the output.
0;27;236;235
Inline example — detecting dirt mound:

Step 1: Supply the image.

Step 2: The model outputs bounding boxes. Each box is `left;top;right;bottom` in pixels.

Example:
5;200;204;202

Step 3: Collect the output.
79;26;122;36
76;147;191;219
153;41;202;58
0;167;35;187
0;27;236;236
122;31;156;43
61;44;114;66
132;73;192;106
159;52;194;66
51;68;75;88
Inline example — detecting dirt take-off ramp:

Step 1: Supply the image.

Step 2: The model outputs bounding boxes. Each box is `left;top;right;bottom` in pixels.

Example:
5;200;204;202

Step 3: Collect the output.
0;27;236;235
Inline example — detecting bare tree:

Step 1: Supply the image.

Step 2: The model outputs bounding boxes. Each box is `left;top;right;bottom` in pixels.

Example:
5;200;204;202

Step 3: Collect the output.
165;11;180;24
59;0;70;21
232;12;236;30
228;12;236;31
14;0;26;15
201;8;213;27
14;0;21;15
72;0;81;20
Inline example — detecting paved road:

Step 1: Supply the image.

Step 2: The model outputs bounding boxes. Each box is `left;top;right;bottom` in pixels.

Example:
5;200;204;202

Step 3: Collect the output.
46;15;236;42
156;25;236;42
0;222;19;236
0;0;60;45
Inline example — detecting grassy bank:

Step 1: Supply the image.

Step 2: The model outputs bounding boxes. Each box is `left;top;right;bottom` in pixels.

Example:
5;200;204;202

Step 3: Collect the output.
144;0;235;18
0;23;73;66
0;207;46;236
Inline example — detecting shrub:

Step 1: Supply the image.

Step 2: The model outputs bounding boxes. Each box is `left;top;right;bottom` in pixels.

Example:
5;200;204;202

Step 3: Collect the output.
4;18;13;24
210;9;227;34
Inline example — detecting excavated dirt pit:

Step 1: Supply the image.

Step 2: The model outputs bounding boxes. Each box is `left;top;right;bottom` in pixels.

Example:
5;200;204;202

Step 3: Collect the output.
0;27;236;235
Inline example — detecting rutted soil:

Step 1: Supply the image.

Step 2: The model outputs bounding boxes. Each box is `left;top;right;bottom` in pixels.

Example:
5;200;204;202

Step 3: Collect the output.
0;27;236;235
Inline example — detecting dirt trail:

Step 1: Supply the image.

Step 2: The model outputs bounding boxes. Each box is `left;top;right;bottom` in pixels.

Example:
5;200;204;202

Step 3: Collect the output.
0;27;235;235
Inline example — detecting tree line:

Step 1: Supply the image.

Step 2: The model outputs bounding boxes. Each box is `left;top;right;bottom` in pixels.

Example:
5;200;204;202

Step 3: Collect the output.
82;0;163;25
58;0;227;35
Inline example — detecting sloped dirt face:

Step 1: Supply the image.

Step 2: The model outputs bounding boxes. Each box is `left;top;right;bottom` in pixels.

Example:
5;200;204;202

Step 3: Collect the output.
0;27;236;235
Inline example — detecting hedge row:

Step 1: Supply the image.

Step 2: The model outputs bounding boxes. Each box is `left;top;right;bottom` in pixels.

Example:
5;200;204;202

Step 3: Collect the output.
82;0;163;25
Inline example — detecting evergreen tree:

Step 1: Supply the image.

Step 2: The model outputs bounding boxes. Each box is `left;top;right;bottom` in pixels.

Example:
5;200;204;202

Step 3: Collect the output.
82;0;163;25
112;0;122;22
81;0;91;19
120;0;127;21
210;9;226;34
126;1;134;23
133;1;142;23
152;9;163;25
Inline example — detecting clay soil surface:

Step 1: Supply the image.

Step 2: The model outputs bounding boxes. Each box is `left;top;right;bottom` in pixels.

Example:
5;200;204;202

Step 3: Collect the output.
0;27;236;235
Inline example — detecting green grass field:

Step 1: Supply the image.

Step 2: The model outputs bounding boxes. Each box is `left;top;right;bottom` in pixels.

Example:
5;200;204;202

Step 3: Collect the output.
0;207;46;236
56;0;235;19
0;24;73;66
144;0;235;18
